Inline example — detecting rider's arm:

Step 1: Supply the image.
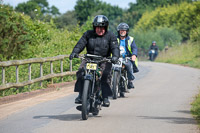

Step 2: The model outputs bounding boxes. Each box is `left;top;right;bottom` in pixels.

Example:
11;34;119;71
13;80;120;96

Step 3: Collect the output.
109;32;120;58
131;40;138;57
72;31;88;54
149;45;153;50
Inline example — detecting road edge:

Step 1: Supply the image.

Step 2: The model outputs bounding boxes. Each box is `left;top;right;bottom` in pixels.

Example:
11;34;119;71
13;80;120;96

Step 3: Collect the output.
0;80;76;105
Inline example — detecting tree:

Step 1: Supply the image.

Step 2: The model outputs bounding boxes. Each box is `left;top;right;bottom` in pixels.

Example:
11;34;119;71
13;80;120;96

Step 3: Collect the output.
30;0;49;14
134;2;200;40
50;5;60;16
74;0;123;25
0;5;51;61
54;10;78;29
15;0;60;20
127;0;193;29
75;0;100;25
15;1;42;19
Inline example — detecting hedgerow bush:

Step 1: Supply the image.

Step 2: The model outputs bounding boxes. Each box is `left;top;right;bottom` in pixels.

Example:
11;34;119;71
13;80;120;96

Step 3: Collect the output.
134;2;200;40
190;26;200;42
0;5;52;61
0;5;84;97
130;26;182;56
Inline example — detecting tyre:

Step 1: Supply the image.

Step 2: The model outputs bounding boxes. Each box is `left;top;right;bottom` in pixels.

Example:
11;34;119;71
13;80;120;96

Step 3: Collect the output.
112;71;119;99
119;75;125;92
82;80;91;120
124;72;128;91
150;54;154;61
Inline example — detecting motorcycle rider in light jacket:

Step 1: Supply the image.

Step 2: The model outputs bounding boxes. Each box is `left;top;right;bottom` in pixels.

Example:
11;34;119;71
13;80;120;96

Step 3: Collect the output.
116;23;138;91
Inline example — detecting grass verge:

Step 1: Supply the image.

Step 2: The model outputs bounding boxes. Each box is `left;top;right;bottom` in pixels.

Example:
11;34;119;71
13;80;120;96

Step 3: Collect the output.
191;89;200;128
156;41;200;69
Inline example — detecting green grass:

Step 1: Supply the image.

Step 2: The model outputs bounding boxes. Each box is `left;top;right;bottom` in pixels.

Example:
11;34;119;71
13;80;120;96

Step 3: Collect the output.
156;42;200;69
191;90;200;128
156;41;200;127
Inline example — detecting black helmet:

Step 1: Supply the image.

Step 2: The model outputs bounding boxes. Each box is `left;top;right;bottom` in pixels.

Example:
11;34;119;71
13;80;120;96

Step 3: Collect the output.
93;15;109;31
117;23;129;36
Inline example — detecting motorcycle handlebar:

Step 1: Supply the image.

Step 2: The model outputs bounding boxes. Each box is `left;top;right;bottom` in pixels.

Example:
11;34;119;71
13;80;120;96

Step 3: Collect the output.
75;54;112;63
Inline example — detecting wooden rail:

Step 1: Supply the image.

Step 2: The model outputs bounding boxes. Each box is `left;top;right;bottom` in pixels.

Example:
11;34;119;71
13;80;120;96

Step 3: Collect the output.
0;55;77;91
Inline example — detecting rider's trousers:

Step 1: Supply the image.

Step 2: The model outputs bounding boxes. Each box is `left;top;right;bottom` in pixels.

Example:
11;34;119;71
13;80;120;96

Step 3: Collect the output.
74;59;113;98
123;60;135;81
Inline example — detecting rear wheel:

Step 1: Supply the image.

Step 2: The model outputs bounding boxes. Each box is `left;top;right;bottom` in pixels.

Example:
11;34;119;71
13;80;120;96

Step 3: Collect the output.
82;80;91;120
112;71;119;99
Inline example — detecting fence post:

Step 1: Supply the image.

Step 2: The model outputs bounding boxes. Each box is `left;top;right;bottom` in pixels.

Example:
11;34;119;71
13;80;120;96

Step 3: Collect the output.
40;63;43;87
16;65;19;83
50;61;53;84
28;64;31;91
2;67;5;84
2;67;5;96
60;60;63;82
70;60;72;72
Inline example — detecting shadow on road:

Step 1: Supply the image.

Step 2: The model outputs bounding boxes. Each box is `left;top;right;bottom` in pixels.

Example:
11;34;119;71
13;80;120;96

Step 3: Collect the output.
175;110;191;114
33;114;81;121
33;113;101;121
138;115;197;125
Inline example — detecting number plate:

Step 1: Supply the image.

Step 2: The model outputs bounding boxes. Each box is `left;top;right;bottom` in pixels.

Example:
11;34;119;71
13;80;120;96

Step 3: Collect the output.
86;63;97;70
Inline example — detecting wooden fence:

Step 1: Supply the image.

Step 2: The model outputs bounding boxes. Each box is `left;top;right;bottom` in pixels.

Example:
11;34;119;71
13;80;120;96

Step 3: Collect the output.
0;55;77;91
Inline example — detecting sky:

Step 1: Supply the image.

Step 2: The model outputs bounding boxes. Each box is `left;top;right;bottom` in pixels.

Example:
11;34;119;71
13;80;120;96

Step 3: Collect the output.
4;0;136;14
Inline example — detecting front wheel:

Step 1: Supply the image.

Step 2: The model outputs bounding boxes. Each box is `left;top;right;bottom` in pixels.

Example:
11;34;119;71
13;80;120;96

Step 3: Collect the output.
150;53;154;61
112;71;119;99
82;80;91;120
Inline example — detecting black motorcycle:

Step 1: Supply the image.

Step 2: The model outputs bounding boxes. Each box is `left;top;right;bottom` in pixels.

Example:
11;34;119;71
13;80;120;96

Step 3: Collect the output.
76;54;111;120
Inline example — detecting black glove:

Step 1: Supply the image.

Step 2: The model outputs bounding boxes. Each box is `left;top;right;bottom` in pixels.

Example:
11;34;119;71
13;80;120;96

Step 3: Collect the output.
111;57;118;64
69;53;78;60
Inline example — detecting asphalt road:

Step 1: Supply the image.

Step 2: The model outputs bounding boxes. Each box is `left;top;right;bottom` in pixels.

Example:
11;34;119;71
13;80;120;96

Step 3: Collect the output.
0;62;200;133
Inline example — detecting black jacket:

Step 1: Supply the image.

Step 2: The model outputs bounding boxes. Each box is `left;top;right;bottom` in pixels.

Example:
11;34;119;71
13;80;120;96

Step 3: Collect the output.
149;45;159;53
72;30;120;58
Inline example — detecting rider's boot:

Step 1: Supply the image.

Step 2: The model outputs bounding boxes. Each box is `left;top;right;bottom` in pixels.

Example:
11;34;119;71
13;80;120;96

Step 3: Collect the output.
120;92;125;98
128;80;135;89
120;92;125;97
75;93;82;104
103;98;110;107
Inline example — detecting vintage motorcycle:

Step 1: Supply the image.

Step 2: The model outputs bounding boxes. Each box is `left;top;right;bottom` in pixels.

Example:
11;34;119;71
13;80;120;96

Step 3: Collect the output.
75;54;111;120
111;57;131;99
149;49;156;61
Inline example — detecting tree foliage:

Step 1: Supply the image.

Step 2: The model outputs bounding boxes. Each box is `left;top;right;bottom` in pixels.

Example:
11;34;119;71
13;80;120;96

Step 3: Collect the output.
190;26;200;42
134;2;200;40
130;27;182;56
1;0;199;61
74;0;123;25
127;0;193;28
0;5;52;61
15;0;60;20
54;11;78;29
30;0;49;13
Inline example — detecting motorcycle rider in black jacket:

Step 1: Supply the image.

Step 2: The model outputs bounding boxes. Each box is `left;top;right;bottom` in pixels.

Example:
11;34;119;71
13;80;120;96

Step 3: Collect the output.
69;15;120;107
149;41;159;59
